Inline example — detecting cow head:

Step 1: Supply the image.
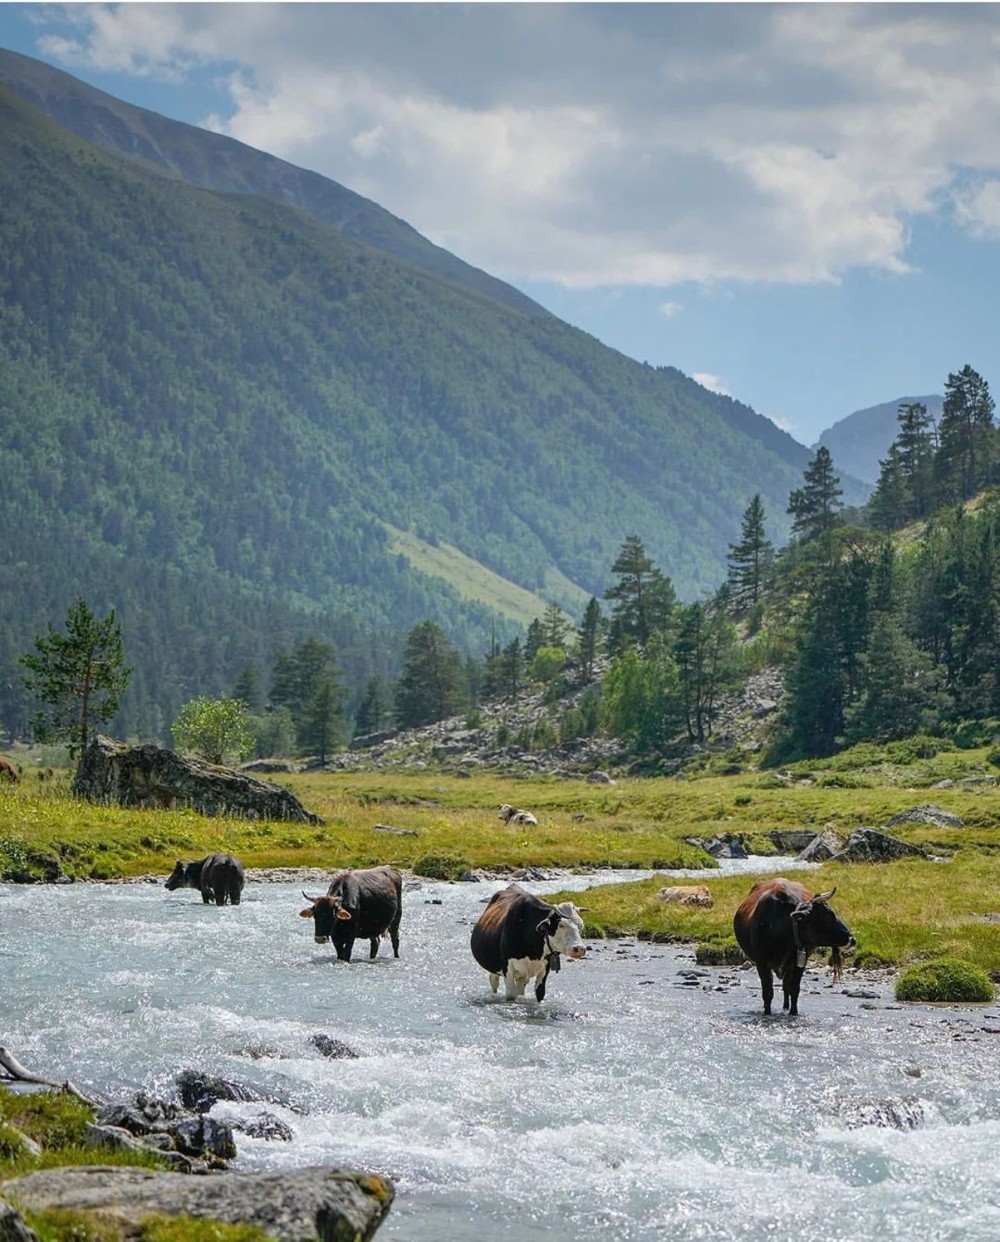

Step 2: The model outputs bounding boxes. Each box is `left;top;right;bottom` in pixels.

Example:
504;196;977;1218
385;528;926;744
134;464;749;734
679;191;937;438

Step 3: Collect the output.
789;887;854;951
538;903;587;960
164;861;188;891
299;891;353;944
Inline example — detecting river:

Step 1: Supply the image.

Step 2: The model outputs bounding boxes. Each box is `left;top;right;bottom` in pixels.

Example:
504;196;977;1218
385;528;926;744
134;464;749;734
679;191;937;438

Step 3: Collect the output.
4;864;1000;1241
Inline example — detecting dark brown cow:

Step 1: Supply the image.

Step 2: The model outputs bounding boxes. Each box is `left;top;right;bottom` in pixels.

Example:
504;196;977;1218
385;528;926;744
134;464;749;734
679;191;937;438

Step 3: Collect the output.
733;877;853;1016
300;866;402;962
0;759;19;783
165;853;245;905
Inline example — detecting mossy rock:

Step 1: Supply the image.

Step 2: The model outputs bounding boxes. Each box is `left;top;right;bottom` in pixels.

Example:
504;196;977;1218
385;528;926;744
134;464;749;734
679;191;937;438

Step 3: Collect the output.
694;940;745;966
895;957;994;1003
412;853;470;880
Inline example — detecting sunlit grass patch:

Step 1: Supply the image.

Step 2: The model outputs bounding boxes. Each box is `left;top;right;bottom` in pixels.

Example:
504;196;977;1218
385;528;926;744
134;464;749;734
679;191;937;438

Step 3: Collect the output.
895;957;995;1002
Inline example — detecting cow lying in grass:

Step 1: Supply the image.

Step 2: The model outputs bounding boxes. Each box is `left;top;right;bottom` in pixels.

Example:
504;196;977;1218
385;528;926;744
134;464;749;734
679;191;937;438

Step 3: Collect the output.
498;803;538;826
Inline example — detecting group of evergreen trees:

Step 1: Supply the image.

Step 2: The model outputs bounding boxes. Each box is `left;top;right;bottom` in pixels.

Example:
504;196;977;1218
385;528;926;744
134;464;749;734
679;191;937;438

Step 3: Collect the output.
14;362;999;769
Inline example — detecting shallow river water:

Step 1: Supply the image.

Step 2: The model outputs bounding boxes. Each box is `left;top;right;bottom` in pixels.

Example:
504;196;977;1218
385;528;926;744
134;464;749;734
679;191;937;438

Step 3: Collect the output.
4;864;1000;1242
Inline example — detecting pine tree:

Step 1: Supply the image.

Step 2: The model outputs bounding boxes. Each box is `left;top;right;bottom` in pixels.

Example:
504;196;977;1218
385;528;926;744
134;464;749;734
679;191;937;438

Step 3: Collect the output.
673;602;737;742
726;494;774;609
499;637;524;702
232;662;264;712
523;619;545;665
787;447;843;542
868;445;912;533
541;601;571;650
604;535;676;654
895;401;936;518
936;365;996;501
20;598;131;759
298;673;346;763
575;596;604;682
394;621;466;727
354;675;390;736
268;638;345;752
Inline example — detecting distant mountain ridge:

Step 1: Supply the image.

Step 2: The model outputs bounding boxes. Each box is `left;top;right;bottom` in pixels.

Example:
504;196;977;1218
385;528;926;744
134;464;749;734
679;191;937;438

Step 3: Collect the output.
817;395;945;484
0;57;862;740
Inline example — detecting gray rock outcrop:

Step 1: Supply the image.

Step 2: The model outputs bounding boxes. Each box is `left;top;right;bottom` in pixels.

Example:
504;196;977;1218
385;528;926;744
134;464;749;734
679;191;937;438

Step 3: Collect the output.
885;805;964;830
796;828;846;862
832;828;926;863
820;1094;927;1131
74;736;321;822
0;1199;38;1242
1;1166;393;1241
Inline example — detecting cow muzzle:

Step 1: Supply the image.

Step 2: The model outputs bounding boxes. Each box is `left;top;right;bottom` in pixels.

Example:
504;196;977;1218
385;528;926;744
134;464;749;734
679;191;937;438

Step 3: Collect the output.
314;935;330;945
567;945;587;960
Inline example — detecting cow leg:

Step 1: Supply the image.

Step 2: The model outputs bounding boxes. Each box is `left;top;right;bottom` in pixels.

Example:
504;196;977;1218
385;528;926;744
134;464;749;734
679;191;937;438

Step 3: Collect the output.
504;966;520;1000
757;964;774;1015
229;883;241;906
215;889;227;907
389;908;401;958
535;965;550;1003
488;972;500;994
785;968;803;1016
201;887;213;904
369;936;380;960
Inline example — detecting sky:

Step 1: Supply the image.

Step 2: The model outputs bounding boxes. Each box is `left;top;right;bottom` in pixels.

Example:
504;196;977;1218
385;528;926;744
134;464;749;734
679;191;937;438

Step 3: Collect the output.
2;2;999;447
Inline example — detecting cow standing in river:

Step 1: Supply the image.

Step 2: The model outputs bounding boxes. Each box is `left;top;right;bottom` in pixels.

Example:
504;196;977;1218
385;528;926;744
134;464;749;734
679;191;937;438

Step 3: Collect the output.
733;877;853;1016
300;865;402;962
165;853;245;906
471;883;587;1002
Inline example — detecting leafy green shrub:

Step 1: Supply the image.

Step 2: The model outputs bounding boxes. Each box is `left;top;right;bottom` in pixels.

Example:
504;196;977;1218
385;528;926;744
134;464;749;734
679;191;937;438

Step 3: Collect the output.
895;957;994;1003
413;853;470;880
694;940;745;966
885;734;952;764
465;708;483;731
734;793;752;806
950;718;1000;750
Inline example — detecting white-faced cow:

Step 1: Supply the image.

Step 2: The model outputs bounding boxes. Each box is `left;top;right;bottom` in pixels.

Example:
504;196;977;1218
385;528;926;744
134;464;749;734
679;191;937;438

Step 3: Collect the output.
165;853;245;906
300;865;402;962
733;877;853;1016
471;883;587;1001
498;803;538;826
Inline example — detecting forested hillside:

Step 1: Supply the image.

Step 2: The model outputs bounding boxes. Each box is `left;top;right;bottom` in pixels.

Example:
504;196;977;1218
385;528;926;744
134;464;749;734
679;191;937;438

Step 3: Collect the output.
0;77;841;741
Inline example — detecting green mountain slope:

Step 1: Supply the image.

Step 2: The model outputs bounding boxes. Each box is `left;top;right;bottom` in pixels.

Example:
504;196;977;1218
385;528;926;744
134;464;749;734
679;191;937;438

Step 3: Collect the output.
0;47;548;322
0;80;832;739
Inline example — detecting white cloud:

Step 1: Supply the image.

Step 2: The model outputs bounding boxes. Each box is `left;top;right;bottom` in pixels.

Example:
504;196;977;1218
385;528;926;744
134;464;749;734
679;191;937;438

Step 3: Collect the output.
692;372;731;397
28;3;1000;289
659;301;682;318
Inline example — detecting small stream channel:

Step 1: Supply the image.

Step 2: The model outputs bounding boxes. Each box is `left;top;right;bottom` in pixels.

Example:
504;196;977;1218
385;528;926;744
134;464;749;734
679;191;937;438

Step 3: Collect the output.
4;861;1000;1241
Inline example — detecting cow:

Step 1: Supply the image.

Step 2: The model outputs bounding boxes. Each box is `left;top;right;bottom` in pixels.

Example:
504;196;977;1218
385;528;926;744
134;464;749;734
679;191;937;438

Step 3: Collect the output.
656;884;713;907
733;877;853;1016
471;883;587;1002
498;803;538;826
300;865;402;962
0;759;19;783
165;853;245;906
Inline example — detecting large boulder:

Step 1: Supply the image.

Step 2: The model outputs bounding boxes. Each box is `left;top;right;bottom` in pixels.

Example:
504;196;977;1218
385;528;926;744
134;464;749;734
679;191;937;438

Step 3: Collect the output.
0;1198;38;1242
832;828;926;863
1;1166;393;1242
73;736;321;822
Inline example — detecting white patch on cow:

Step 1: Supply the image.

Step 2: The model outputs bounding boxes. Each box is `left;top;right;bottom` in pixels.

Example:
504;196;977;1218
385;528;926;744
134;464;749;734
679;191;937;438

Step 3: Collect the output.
488;972;500;994
505;956;546;999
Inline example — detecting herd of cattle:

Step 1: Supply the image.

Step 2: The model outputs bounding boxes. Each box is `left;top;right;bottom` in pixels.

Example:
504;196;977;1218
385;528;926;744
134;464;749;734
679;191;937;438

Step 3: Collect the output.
165;846;855;1015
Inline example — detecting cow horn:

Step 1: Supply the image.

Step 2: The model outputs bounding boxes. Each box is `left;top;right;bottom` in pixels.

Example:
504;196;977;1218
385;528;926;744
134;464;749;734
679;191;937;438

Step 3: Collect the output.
814;888;837;903
302;891;323;903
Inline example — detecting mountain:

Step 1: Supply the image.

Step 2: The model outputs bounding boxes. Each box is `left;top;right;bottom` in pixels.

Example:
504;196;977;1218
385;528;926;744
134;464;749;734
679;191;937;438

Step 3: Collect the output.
816;395;944;484
0;48;547;322
0;63;852;742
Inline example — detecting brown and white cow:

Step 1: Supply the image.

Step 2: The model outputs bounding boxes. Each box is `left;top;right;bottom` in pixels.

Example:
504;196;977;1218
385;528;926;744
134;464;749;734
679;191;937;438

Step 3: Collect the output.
300;865;402;962
733;877;853;1016
471;883;586;1001
0;759;19;783
498;803;538;826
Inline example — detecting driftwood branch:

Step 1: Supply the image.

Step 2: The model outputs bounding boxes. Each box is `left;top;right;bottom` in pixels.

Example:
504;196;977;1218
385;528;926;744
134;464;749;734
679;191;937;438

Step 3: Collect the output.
373;823;418;837
0;1045;100;1107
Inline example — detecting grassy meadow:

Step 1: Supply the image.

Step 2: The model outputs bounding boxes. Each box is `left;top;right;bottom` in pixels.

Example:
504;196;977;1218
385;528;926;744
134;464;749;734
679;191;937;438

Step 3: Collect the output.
3;739;1000;971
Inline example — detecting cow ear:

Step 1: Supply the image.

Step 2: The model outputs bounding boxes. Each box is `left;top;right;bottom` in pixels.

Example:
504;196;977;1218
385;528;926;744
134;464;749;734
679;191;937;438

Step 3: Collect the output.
336;908;352;921
299;907;315;919
790;900;813;921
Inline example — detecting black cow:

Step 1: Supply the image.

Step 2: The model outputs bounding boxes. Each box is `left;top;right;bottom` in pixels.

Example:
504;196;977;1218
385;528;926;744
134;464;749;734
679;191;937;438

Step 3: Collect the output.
733;877;853;1016
470;883;587;1002
165;853;245;906
300;866;402;962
